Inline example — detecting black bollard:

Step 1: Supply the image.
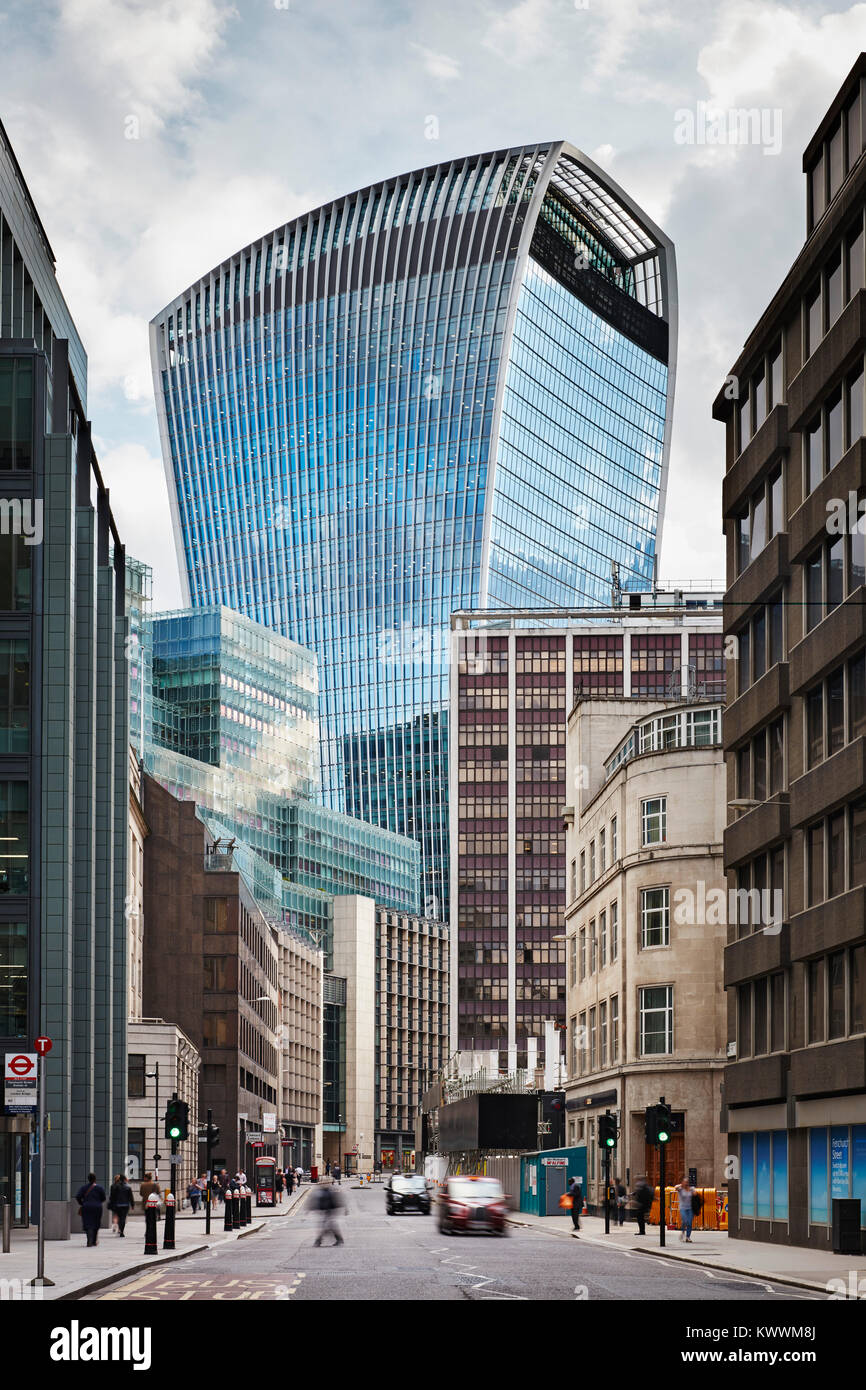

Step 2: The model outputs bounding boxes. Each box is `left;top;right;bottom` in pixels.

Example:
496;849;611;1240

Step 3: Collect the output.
237;1186;247;1228
245;1186;252;1224
224;1189;233;1232
163;1192;176;1250
231;1188;240;1230
144;1193;160;1254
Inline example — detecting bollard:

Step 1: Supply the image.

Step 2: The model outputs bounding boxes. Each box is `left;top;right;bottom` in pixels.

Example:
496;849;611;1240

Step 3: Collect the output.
2;1197;11;1253
237;1187;247;1228
245;1186;252;1224
144;1192;160;1254
163;1192;176;1250
223;1189;233;1232
231;1188;240;1231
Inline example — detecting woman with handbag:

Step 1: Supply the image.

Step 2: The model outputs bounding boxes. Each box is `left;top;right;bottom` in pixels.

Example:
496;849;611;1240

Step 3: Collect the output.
108;1174;133;1236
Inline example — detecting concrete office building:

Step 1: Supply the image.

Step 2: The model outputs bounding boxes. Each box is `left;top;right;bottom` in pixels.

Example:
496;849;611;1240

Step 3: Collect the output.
150;144;678;918
277;926;323;1171
128;747;148;1024
716;55;866;1250
324;897;448;1172
126;1020;200;1200
0;119;129;1236
449;603;724;1071
563;697;728;1213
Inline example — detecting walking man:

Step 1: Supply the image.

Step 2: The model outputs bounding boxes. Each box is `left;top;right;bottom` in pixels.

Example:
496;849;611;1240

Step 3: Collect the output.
567;1174;583;1237
313;1176;345;1246
75;1173;106;1247
632;1176;653;1236
615;1176;627;1227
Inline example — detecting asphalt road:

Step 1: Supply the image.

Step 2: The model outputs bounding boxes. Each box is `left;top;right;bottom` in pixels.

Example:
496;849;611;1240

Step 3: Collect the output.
84;1184;821;1302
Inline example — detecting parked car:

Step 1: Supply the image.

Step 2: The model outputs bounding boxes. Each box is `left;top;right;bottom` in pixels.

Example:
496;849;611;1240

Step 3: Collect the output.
385;1173;431;1216
437;1176;510;1236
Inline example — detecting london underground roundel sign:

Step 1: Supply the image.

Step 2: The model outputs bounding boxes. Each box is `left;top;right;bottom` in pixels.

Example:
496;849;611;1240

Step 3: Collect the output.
7;1054;35;1077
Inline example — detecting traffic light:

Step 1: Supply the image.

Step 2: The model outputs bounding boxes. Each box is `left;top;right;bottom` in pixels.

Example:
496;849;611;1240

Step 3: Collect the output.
645;1102;672;1145
598;1112;617;1149
207;1122;220;1150
164;1098;189;1142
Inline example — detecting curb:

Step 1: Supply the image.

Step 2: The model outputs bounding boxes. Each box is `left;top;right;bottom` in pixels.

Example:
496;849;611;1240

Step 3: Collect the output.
505;1216;826;1294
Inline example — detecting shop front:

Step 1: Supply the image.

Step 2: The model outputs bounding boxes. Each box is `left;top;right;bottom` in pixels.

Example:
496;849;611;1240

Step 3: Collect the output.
0;1123;30;1226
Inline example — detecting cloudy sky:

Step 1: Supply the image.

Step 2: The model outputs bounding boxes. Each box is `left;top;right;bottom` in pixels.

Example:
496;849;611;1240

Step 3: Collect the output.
2;0;866;606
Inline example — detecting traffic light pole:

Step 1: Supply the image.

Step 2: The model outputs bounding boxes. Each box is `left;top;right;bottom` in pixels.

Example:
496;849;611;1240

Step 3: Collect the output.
659;1136;666;1247
171;1090;178;1198
604;1148;611;1235
205;1108;214;1235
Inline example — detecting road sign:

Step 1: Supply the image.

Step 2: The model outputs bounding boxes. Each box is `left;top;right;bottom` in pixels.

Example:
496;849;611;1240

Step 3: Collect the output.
5;1053;37;1114
170;1154;182;1165
262;1112;277;1133
246;1131;263;1143
34;1036;52;1056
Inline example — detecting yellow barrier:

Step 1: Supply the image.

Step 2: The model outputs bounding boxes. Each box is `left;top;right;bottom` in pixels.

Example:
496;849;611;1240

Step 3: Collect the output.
646;1187;728;1231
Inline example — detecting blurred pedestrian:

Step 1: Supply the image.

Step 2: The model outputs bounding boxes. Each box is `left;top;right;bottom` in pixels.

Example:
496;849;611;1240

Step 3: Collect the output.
676;1175;695;1243
275;1167;285;1203
332;1163;341;1185
139;1171;161;1219
187;1180;202;1213
632;1176;653;1236
567;1175;583;1237
615;1176;627;1227
75;1173;106;1247
108;1174;133;1237
313;1177;345;1246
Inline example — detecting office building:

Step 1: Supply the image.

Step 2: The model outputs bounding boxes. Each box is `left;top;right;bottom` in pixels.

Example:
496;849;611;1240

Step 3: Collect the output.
715;55;866;1250
126;1021;200;1199
0;119;128;1236
150;143;678;916
563;695;728;1212
450;601;724;1069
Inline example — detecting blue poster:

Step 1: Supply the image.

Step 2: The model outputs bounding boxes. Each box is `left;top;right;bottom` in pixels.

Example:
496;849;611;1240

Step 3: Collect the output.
852;1126;866;1227
772;1132;788;1221
740;1133;754;1218
830;1126;850;1199
756;1132;771;1219
809;1128;828;1224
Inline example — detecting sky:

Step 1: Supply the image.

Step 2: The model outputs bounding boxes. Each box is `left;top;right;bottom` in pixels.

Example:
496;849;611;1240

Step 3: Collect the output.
2;0;866;607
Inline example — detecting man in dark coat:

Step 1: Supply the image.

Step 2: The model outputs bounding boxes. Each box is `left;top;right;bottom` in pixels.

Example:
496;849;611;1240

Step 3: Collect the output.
75;1173;106;1246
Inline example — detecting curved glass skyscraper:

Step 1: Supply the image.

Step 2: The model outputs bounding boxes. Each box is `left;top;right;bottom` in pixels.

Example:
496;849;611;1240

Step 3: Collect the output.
150;143;677;915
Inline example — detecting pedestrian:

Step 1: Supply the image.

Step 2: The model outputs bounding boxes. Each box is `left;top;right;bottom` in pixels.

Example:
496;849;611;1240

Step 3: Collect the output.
632;1176;653;1236
108;1174;133;1237
139;1171;161;1219
275;1167;284;1203
332;1163;341;1185
313;1176;345;1246
325;1160;331;1177
295;1165;303;1186
75;1173;106;1247
567;1175;583;1237
615;1176;627;1227
675;1175;696;1243
187;1180;202;1214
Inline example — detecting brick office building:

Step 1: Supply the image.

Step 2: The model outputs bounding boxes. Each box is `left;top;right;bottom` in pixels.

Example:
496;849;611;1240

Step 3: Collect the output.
716;56;866;1249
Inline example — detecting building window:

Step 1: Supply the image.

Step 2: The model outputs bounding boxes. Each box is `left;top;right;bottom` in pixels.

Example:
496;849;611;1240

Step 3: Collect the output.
126;1129;146;1182
599;909;607;968
570;858;577;902
0;534;32;612
599;1000;608;1068
589;1006;597;1070
0;638;29;754
0;358;34;469
639;986;673;1055
610;901;618;961
610;994;619;1061
204;898;230;932
578;1010;587;1074
569;936;577;988
0;922;26;1036
203;1013;229;1048
0;781;28;893
589;840;596;883
204;956;229;991
589;920;597;974
599;827;606;875
127;1054;146;1099
641;887;670;948
739;1131;788;1222
808;1125;866;1227
579;851;586;895
611;816;618;861
641;796;666;846
579;927;586;982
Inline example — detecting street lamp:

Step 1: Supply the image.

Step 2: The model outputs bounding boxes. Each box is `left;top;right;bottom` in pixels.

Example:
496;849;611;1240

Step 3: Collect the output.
144;1064;160;1184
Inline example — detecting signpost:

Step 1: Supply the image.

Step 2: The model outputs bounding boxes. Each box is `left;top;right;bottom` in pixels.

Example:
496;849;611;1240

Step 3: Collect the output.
7;1042;55;1289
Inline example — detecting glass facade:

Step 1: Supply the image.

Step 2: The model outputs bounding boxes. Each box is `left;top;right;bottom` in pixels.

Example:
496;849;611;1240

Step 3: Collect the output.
152;144;676;916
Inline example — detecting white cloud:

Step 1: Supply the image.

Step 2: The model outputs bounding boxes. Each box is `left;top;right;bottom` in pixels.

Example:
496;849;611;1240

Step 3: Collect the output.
409;41;461;81
481;0;556;66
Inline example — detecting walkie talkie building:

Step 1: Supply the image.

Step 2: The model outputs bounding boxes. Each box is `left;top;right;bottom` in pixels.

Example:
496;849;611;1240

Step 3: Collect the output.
150;143;677;917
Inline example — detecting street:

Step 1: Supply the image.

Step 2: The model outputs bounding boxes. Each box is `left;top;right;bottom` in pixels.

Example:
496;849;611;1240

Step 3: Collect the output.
84;1187;821;1302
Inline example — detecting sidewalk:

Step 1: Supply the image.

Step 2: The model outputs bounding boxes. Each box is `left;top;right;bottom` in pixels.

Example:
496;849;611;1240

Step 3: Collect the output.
0;1184;310;1301
505;1210;866;1294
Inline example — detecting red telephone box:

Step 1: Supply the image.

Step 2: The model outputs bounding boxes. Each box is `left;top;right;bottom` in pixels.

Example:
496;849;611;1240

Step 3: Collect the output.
255;1155;277;1207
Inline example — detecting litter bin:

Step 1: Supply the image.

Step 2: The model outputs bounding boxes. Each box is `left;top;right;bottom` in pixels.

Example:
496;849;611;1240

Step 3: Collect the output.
310;1165;319;1183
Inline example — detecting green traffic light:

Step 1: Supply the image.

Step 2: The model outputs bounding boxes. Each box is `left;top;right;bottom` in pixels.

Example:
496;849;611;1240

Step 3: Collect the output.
658;1130;670;1143
605;1137;615;1147
169;1126;181;1139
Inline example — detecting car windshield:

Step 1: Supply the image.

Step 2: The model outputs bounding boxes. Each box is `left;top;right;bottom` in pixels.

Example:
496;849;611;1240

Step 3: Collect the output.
392;1176;426;1193
448;1179;503;1200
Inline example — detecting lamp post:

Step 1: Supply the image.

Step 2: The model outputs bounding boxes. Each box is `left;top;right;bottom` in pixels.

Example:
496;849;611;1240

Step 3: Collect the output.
145;1063;160;1185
